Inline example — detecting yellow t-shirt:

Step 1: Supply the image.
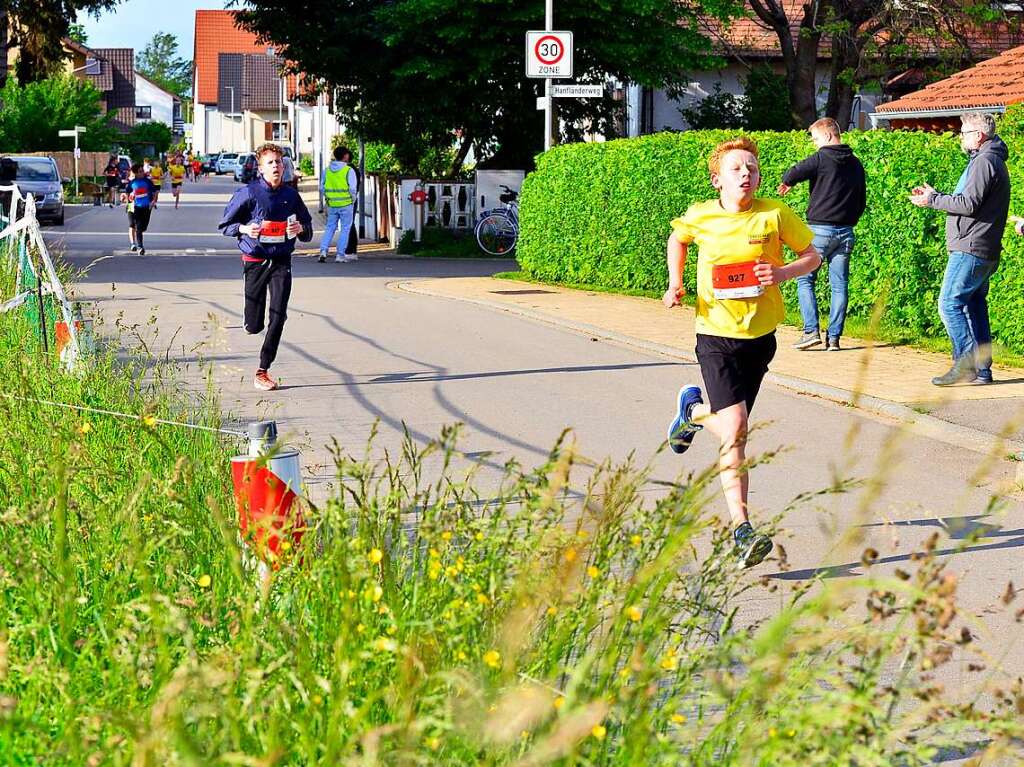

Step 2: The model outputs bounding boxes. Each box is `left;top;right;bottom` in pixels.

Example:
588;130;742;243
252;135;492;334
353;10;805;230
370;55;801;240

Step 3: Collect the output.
169;164;185;182
671;198;813;339
150;165;163;184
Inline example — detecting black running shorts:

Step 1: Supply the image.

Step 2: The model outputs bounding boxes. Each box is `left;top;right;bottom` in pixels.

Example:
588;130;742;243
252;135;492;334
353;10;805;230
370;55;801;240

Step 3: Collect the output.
127;206;152;232
695;332;777;413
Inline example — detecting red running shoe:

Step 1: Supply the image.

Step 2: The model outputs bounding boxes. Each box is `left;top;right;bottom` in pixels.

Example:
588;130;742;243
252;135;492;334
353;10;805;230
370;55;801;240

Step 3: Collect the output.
254;369;278;391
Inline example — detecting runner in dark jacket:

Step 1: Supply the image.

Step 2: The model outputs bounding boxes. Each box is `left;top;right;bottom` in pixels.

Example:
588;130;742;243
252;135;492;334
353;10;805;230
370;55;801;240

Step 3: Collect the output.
218;143;313;391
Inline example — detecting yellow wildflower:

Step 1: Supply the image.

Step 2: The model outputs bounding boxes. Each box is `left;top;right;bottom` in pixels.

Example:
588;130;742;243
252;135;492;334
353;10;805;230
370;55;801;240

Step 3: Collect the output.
368;548;383;564
428;562;441;580
312;694;323;706
445;565;458;578
553;696;565;710
356;623;365;634
630;534;642;547
474;531;484;541
671;714;686;724
426;736;441;751
78;422;92;434
520;730;530;740
347;589;356;598
142;414;157;428
457;650;467;661
368;585;383;603
626;605;642;622
591;724;606;741
482;649;501;669
429;548;440;559
587;566;599;578
564;547;578;563
546;606;557;617
769;727;777;738
197;574;211;589
280;540;292;552
372;636;397;653
441;531;452;541
660;655;678;671
476;593;490;606
387;625;397;635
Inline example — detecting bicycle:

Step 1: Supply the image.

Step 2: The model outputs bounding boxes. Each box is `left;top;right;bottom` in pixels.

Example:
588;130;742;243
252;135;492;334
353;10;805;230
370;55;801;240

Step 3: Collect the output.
475;185;519;256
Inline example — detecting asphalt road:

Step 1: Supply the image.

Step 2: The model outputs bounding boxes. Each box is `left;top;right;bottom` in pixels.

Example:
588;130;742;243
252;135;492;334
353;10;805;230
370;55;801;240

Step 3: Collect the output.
47;176;1024;734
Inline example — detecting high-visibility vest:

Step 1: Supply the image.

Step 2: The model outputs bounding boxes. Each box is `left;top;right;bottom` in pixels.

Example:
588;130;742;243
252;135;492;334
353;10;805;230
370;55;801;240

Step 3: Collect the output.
324;163;354;207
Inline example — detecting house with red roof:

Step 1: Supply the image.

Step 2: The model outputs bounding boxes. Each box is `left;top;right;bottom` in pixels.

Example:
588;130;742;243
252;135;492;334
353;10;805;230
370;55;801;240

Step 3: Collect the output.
626;2;1024;135
872;45;1024;132
192;9;342;160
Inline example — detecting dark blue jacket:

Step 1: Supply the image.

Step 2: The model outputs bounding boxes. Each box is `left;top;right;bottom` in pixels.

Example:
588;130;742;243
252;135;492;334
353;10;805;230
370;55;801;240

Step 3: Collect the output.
218;176;314;262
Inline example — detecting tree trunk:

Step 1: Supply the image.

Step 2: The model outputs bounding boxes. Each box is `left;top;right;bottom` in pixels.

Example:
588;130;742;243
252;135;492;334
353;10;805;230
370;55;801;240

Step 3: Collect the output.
448;132;473;178
749;1;825;128
825;35;859;128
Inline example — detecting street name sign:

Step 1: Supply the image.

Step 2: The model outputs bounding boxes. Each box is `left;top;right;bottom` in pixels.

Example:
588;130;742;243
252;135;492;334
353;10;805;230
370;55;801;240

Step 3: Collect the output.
526;31;573;78
58;129;79;137
552;84;603;98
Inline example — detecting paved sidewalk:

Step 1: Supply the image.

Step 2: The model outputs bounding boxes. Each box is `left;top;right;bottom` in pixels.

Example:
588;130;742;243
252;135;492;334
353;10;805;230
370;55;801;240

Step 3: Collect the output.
397;276;1024;450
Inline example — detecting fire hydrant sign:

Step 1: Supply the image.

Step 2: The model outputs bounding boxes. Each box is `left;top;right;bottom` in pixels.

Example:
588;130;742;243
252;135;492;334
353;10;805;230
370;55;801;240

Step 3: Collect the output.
526;31;573;78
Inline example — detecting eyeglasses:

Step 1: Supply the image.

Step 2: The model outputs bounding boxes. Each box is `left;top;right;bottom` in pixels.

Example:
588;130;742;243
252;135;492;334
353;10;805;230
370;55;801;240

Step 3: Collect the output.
960;129;980;136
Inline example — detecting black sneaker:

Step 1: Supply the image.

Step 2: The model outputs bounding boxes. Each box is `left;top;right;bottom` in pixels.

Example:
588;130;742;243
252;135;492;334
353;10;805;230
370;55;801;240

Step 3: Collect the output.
734;522;773;568
138;247;146;256
318;253;327;263
666;385;703;454
130;244;139;253
826;337;841;351
931;358;976;387
793;331;821;350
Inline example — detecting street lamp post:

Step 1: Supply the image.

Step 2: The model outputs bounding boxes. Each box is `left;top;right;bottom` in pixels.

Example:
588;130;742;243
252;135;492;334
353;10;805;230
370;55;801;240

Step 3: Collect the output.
225;86;236;151
266;47;284;143
544;0;554;152
57;125;87;197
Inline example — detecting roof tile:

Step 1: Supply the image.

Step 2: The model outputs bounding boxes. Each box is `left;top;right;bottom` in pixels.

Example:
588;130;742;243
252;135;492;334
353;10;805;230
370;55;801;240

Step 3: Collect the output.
877;44;1024;112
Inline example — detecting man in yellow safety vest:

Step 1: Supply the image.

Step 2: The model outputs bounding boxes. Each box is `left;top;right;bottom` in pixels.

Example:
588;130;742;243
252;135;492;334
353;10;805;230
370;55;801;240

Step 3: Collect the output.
318;145;359;263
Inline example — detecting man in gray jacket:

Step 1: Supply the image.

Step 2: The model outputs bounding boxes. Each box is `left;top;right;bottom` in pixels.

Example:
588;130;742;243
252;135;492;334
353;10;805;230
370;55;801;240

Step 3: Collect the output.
910;112;1010;386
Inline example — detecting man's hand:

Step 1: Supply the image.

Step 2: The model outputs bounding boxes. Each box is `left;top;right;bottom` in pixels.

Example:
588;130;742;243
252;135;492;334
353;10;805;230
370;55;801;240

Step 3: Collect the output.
1012;215;1024;236
286;219;303;237
753;259;780;287
239;222;261;238
663;283;684;308
909;183;936;208
777;183;791;196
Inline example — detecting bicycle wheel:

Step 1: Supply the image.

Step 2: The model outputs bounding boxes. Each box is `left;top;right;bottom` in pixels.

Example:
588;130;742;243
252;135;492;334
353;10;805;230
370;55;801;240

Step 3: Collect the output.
475;213;518;256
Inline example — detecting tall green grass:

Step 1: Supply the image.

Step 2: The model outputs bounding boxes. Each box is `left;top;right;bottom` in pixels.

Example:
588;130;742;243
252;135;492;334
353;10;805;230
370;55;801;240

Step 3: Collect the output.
0;259;1022;765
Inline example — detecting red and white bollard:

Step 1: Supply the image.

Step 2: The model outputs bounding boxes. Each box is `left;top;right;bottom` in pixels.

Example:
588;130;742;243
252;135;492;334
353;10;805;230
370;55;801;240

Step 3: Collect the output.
230;421;305;572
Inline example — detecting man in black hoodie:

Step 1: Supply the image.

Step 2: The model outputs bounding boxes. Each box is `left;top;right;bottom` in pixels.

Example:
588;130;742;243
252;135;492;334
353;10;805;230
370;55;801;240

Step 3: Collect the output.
779;118;866;351
911;112;1010;386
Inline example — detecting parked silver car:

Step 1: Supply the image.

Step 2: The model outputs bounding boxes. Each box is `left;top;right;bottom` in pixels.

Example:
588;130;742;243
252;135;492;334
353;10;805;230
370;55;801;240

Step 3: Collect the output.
215;152;240;175
4;155;65;225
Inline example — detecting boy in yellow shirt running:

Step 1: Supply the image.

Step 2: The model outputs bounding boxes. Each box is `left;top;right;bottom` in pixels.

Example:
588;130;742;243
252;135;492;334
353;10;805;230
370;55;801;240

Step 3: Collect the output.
663;136;821;568
168;155;186;209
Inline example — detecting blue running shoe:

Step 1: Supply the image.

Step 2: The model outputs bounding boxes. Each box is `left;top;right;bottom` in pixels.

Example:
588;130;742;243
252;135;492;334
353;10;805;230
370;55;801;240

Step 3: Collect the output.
667;385;704;454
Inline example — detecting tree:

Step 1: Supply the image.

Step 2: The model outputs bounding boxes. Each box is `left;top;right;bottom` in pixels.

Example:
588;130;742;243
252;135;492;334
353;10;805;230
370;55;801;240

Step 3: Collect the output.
236;0;743;174
68;24;87;44
126;121;173;159
679;65;790;131
0;74;115;152
0;1;121;85
740;0;1015;127
137;32;192;98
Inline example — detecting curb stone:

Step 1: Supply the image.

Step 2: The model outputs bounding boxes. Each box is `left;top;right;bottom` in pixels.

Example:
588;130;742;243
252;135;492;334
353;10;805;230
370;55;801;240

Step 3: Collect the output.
392;279;1024;470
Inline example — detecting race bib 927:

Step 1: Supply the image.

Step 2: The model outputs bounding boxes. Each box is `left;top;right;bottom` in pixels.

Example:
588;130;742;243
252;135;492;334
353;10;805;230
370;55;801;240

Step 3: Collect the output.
711;261;764;300
258;220;287;243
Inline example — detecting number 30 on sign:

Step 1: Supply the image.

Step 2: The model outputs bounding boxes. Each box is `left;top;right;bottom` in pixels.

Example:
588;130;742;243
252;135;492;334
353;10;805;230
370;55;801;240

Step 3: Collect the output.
526;31;573;78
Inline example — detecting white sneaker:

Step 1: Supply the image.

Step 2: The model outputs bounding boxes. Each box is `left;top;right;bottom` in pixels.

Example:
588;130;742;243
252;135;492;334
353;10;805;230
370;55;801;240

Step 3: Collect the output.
334;255;346;263
343;253;359;262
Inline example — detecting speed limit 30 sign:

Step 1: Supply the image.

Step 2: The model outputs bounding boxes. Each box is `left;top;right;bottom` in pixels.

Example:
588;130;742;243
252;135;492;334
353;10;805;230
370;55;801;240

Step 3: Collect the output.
526;30;573;78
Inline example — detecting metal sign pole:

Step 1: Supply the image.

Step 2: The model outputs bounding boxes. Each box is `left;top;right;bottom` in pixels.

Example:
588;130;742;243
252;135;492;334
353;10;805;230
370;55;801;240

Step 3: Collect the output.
544;0;553;152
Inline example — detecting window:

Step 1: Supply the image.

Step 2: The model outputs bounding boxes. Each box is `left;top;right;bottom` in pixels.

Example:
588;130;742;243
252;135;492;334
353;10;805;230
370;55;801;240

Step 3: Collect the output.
135;105;152;120
84;57;100;76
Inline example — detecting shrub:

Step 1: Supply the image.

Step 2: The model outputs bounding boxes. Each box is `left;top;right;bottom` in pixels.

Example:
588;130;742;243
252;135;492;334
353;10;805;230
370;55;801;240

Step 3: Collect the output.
518;108;1024;352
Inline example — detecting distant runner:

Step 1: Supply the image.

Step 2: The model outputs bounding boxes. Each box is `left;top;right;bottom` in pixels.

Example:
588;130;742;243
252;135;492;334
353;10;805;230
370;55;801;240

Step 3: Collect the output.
168;155;186;209
218;143;313;391
149;158;163;208
121;163;156;255
103;154;119;207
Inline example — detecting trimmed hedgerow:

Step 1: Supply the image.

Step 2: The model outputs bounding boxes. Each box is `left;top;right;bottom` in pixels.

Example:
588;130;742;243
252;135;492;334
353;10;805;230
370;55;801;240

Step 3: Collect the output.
519;108;1024;353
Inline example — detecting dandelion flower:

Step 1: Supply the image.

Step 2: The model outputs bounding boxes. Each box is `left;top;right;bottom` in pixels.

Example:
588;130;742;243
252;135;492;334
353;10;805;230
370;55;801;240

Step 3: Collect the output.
426;736;441;751
387;625;397;635
368;548;383;564
626;605;642;622
546;606;557;617
197;574;212;589
671;714;686;724
78;422;92;434
591;724;606;741
356;623;365;634
445;565;458;578
660;655;678;671
482;649;501;669
312;694;323;706
474;531;484;541
280;540;292;552
553;696;565;710
565;547;578;563
630;534;642;547
768;727;777;738
142;414;157;427
372;636;397;653
520;730;530;740
587;566;599;578
457;650;467;661
476;593;490;606
441;531;452;542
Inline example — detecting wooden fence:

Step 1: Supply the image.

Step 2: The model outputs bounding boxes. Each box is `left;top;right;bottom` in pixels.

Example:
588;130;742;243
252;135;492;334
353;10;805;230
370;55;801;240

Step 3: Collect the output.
18;152;112;180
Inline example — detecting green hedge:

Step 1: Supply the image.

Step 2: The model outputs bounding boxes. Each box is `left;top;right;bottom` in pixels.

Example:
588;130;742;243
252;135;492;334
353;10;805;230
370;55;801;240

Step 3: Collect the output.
519;106;1024;353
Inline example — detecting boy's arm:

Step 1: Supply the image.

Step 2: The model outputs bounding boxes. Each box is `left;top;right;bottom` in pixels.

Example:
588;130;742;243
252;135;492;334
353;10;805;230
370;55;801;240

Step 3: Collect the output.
754;244;821;286
780;154;819;190
663;234;688;308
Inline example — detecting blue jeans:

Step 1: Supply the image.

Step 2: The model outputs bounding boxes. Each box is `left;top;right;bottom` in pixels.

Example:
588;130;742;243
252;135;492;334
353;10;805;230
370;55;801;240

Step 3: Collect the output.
319;205;354;256
796;224;854;339
938;251;998;377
